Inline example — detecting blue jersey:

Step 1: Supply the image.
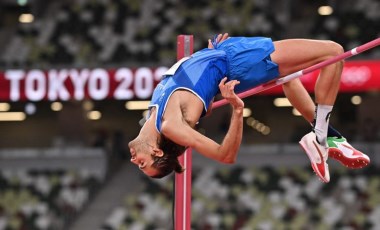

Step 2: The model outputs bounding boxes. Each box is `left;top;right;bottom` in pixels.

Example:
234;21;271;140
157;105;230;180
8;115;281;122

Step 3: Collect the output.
149;37;279;132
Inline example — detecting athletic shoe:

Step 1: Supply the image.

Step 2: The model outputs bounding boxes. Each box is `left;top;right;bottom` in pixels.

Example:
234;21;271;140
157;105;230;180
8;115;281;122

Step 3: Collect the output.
299;132;330;183
327;136;370;169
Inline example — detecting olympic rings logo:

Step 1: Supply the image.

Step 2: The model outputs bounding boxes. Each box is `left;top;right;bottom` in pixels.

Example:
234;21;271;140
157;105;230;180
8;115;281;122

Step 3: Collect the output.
341;66;371;86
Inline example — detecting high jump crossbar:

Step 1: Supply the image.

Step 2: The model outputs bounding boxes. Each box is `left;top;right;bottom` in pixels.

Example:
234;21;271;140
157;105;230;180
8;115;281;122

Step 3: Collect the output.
174;36;380;230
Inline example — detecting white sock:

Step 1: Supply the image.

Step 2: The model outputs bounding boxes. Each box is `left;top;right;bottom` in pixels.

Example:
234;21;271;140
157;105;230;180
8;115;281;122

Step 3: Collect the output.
314;104;333;146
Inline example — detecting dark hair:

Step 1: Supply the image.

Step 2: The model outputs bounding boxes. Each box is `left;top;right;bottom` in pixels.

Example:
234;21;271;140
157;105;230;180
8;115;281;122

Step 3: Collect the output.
151;134;187;178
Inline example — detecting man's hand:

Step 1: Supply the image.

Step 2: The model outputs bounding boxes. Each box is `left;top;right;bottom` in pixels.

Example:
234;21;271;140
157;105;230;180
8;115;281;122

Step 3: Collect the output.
208;33;229;49
219;77;244;110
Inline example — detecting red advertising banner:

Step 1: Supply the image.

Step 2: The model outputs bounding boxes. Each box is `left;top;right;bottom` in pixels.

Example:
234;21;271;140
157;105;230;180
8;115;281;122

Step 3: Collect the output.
0;67;169;102
0;60;379;102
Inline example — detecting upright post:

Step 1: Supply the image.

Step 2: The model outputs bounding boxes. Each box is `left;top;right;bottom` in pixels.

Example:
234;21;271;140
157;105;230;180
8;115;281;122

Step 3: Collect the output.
174;35;193;230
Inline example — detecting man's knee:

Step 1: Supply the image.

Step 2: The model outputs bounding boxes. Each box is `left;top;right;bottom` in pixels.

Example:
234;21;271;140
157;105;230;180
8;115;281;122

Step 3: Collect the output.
326;40;344;56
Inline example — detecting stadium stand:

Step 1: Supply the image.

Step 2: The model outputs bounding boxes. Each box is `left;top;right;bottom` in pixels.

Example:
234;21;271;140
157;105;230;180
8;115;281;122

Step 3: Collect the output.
2;0;378;69
0;169;100;230
102;164;380;230
0;148;107;230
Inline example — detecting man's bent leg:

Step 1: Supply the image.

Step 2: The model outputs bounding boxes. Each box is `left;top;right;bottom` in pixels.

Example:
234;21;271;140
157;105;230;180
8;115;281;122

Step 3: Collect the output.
271;39;366;181
272;39;344;140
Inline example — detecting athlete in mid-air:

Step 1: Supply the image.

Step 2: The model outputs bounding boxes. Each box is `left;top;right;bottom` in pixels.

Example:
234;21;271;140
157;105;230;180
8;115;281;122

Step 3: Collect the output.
128;33;370;182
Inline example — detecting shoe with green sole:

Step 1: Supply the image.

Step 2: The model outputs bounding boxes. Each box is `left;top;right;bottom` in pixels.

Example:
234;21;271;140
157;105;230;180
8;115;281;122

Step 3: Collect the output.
327;136;370;169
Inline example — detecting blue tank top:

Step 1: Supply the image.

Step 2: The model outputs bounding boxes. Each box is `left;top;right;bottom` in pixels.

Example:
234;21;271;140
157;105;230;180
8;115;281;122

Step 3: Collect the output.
149;48;228;132
148;37;278;133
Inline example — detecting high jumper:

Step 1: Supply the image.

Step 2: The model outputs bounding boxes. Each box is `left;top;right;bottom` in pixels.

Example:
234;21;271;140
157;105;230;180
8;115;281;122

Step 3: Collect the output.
128;33;378;182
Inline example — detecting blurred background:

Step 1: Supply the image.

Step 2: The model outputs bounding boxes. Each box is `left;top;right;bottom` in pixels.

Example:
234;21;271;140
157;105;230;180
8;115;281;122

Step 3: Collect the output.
0;0;379;229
